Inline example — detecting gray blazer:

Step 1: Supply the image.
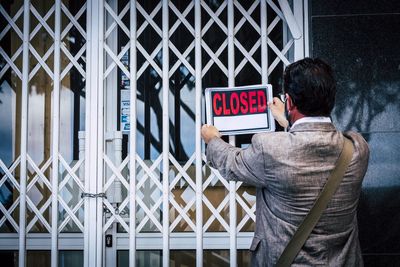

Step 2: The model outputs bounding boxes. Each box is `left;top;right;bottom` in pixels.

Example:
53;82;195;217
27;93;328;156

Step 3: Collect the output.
206;122;369;266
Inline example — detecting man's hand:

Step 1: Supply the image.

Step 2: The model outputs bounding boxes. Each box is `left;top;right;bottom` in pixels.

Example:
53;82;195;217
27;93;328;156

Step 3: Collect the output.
201;124;221;144
268;97;289;128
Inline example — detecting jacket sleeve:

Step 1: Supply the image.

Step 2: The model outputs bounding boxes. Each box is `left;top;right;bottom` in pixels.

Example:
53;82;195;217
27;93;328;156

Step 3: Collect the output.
206;134;267;187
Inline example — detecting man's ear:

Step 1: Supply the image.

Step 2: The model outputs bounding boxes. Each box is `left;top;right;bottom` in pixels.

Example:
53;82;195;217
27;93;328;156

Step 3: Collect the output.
285;93;294;111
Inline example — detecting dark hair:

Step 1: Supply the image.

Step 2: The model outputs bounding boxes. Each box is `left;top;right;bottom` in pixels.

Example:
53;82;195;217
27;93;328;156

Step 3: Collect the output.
283;57;336;116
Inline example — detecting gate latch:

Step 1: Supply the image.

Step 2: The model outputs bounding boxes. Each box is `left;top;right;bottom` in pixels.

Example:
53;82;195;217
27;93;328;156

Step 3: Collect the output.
105;234;112;247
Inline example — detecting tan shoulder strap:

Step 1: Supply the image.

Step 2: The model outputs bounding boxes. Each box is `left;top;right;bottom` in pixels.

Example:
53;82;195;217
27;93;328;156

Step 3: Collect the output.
276;137;354;267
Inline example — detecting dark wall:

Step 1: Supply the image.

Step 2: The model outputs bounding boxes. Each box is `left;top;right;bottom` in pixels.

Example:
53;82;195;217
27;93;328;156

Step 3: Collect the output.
310;1;400;266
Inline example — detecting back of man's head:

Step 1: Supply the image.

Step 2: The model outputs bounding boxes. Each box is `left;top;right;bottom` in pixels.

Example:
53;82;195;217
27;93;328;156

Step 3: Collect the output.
283;57;336;117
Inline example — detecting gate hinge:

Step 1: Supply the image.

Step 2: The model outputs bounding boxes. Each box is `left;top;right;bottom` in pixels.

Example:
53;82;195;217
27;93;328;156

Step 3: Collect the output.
81;192;107;199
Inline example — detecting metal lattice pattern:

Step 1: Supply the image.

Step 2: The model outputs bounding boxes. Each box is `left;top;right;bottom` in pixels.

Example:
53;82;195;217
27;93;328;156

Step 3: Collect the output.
0;0;305;266
26;155;52;233
0;2;24;235
99;0;301;250
57;0;87;234
0;157;21;232
0;0;88;265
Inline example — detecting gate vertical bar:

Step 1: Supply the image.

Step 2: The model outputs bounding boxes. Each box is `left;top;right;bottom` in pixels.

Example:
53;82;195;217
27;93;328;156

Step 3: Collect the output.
84;0;91;265
19;1;30;266
194;0;203;266
227;0;237;266
162;0;170;266
303;0;309;57
293;0;304;60
51;0;62;266
104;0;119;265
129;1;138;266
261;0;268;84
278;0;301;40
97;0;105;266
85;0;100;265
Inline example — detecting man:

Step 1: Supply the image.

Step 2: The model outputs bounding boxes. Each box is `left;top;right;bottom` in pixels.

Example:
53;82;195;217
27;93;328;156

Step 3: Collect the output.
201;58;369;266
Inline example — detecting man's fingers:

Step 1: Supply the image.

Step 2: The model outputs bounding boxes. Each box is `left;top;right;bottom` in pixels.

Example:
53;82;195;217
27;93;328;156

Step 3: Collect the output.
201;125;208;135
268;97;283;107
201;124;221;144
273;97;282;104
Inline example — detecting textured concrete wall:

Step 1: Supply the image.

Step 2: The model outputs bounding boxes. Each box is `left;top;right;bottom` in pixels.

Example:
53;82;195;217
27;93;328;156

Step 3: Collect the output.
310;1;400;265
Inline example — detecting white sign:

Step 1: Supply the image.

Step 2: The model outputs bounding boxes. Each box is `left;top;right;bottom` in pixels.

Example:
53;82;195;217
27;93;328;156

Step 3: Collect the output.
120;89;130;132
205;84;275;135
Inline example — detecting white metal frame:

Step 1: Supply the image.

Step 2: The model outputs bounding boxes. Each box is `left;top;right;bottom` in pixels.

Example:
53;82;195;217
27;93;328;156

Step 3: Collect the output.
0;1;308;266
227;0;237;265
19;1;30;266
128;1;138;267
194;1;203;266
51;1;61;266
161;1;170;266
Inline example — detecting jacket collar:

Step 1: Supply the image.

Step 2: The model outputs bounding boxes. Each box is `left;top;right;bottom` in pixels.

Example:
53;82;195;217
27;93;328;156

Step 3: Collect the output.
289;122;337;133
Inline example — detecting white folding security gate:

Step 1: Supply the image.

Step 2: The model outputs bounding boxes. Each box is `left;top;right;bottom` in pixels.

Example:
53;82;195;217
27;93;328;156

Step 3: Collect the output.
0;0;308;266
